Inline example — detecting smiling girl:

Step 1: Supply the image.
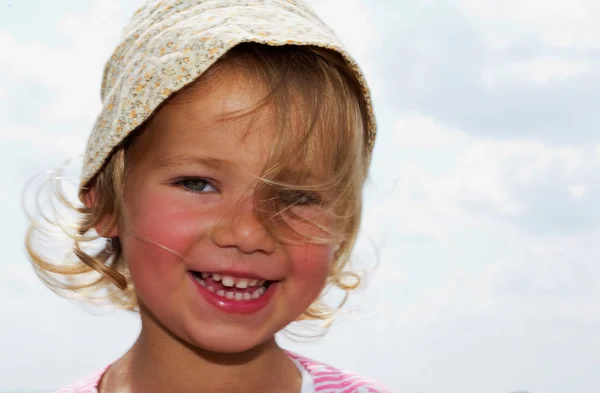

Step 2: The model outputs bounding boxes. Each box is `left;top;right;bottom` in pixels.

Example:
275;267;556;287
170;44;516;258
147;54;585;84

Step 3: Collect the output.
26;1;389;392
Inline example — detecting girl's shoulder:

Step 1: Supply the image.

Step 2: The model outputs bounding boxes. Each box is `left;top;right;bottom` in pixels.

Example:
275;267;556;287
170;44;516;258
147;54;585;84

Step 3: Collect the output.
53;365;107;393
287;351;394;393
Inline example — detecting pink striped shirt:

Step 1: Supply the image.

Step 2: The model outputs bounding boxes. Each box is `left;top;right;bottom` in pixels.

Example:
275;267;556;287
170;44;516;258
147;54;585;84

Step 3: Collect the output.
54;351;392;393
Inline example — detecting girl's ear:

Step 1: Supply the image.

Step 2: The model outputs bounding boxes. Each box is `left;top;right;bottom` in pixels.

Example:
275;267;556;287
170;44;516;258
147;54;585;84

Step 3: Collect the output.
83;189;120;238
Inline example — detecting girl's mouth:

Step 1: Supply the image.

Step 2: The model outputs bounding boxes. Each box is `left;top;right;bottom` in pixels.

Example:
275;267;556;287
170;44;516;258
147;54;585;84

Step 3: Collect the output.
189;271;274;305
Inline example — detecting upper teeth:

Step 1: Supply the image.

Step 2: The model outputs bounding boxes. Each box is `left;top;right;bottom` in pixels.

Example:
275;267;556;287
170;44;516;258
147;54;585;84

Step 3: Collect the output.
201;273;265;288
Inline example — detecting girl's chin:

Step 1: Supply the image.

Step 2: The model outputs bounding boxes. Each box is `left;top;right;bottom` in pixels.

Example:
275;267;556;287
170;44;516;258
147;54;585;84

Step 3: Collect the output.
184;334;277;355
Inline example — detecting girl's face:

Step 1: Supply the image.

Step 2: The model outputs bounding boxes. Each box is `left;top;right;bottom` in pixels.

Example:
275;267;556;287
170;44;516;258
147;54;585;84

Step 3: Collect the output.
116;68;335;353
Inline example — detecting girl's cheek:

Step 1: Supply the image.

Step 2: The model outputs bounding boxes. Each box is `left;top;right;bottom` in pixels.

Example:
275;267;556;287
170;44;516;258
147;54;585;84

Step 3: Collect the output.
289;243;334;279
123;189;213;252
283;213;337;282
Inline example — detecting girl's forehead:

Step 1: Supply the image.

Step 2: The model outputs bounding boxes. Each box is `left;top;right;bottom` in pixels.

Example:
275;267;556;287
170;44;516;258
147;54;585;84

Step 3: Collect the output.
130;74;278;171
145;70;311;150
163;69;270;124
129;63;350;181
146;75;271;139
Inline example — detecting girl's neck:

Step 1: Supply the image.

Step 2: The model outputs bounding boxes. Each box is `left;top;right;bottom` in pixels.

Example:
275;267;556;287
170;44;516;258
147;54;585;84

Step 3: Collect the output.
99;314;302;393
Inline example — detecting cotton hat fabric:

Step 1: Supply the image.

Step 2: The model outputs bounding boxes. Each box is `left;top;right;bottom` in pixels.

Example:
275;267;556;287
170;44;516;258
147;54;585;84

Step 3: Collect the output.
81;0;377;186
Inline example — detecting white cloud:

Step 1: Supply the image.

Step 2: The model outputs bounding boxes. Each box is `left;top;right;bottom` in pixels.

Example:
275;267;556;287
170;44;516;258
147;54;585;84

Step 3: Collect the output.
448;138;584;194
460;0;600;49
388;235;600;392
0;122;86;156
568;184;587;201
0;0;124;123
483;57;590;86
308;0;372;61
381;113;591;233
393;112;468;148
359;110;600;392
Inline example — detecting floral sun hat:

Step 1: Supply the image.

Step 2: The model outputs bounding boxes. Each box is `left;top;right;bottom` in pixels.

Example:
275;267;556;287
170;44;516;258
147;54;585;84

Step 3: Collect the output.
81;0;377;186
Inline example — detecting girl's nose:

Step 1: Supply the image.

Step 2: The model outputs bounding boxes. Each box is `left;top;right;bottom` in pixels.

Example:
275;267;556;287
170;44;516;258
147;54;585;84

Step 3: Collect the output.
210;197;277;255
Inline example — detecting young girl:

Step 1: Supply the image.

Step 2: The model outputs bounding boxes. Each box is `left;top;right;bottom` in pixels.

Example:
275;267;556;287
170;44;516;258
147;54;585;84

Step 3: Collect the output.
26;0;389;392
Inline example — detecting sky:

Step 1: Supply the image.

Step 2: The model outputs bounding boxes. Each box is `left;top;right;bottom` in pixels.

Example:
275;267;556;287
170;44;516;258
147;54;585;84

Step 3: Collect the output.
1;0;599;392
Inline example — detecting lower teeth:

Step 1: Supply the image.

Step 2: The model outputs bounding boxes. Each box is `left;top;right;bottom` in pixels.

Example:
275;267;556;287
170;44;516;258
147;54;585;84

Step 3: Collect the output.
192;275;267;301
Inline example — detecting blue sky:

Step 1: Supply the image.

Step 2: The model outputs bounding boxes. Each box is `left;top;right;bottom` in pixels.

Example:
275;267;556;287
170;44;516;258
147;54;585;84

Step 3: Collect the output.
2;0;600;392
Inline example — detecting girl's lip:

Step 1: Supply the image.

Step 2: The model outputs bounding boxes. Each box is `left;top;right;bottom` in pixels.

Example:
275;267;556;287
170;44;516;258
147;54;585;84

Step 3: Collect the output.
188;272;277;314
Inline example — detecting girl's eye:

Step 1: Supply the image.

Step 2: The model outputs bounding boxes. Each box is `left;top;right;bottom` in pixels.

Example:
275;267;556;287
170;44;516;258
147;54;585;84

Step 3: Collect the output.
176;178;218;193
296;193;321;205
279;190;322;206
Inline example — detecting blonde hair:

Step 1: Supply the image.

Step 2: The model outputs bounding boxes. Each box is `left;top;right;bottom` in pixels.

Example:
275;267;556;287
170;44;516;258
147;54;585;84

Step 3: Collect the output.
25;43;371;336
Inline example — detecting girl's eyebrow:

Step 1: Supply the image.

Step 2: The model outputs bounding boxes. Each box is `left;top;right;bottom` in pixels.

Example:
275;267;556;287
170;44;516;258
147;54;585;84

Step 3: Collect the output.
155;155;231;170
